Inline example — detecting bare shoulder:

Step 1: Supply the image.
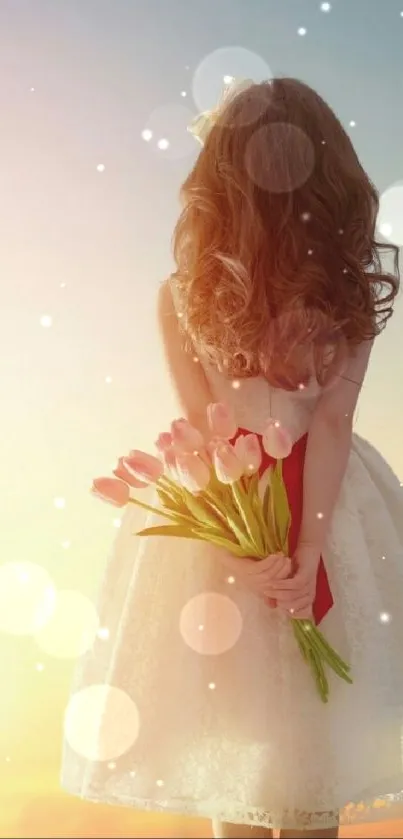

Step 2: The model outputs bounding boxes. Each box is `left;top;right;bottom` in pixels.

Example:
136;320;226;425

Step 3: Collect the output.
157;277;175;318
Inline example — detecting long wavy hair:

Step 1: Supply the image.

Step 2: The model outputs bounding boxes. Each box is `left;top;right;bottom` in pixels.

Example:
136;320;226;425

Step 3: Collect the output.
172;77;400;389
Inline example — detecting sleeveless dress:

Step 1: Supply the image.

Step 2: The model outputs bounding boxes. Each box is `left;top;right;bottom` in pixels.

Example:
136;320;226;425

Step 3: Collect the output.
60;284;403;832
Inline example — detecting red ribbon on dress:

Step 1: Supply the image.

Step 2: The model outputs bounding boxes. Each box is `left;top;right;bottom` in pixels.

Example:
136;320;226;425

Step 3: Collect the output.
234;429;334;626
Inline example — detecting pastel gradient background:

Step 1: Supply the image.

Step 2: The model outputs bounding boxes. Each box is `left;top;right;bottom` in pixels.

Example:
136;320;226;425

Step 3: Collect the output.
1;0;403;836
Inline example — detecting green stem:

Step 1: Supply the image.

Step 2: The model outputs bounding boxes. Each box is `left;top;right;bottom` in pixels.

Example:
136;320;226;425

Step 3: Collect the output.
127;497;177;520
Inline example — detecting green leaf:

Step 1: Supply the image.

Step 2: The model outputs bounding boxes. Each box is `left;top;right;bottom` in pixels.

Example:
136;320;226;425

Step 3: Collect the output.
270;461;291;553
136;524;202;539
231;481;265;555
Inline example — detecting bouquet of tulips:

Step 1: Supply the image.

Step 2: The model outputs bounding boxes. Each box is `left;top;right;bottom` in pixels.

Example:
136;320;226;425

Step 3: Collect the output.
92;402;352;703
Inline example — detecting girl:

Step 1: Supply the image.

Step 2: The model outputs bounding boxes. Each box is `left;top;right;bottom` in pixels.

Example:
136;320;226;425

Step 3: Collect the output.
62;78;403;839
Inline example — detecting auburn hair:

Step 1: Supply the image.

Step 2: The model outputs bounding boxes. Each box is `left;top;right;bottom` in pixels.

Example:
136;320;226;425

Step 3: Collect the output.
171;78;400;390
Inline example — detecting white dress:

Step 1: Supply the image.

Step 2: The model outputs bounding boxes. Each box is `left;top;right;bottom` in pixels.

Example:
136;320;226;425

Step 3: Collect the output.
60;309;403;831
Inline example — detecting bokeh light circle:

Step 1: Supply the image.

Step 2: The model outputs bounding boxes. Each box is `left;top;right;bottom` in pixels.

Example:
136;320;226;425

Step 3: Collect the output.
180;592;243;655
245;123;315;193
377;182;403;246
64;684;140;761
192;47;272;115
34;589;100;658
142;103;196;160
0;561;56;636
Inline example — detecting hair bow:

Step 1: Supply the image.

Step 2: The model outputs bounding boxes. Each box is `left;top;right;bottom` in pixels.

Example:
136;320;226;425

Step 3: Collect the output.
187;77;255;145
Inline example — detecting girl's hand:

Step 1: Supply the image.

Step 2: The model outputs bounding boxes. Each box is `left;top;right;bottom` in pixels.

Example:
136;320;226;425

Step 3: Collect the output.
263;544;320;619
219;551;293;602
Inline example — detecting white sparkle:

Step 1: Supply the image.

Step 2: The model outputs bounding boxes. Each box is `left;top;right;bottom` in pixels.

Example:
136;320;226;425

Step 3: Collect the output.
349;120;356;128
380;611;391;624
400;482;403;488
380;222;393;238
298;27;307;36
231;380;241;389
156;779;164;787
129;770;136;777
208;682;216;690
320;2;332;11
338;229;344;235
193;356;199;363
298;383;305;390
54;497;66;510
227;576;235;584
180;90;187;97
223;74;235;84
317;512;324;519
141;129;153;142
274;420;281;428
60;282;66;288
308;249;314;255
321;140;326;145
113;518;122;529
40;314;52;328
157;138;170;150
105;376;112;384
36;663;45;672
343;268;348;274
5;756;11;762
30;87;35;92
381;555;386;560
97;164;105;172
108;761;116;769
198;624;204;631
97;627;110;640
301;212;311;222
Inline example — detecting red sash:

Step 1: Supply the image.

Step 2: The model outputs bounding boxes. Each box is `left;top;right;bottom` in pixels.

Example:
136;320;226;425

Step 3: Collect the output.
234;429;334;626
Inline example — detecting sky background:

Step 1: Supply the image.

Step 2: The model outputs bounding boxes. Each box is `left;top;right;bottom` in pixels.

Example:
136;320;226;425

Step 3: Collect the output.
1;0;403;836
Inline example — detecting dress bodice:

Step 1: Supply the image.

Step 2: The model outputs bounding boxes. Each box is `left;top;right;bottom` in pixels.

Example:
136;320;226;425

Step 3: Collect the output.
169;277;322;443
197;354;322;443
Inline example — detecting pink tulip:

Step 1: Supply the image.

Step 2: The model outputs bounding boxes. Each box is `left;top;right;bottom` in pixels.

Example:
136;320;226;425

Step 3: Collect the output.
162;448;179;481
124;450;164;484
234;433;262;475
92;477;130;507
171;418;205;453
207;402;238;440
113;456;148;488
155;432;173;452
175;452;211;493
213;441;244;484
262;420;293;460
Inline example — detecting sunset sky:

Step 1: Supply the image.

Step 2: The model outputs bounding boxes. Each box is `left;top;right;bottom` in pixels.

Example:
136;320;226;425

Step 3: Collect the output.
1;0;403;836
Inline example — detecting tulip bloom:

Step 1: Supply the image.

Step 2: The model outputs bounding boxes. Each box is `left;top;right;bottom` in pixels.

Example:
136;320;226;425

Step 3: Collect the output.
92;477;130;507
213;441;244;484
155;432;173;452
234;433;262;475
124;450;164;484
262;420;293;460
207;402;238;440
171;418;205;453
113;456;148;488
162;448;180;481
175;452;211;493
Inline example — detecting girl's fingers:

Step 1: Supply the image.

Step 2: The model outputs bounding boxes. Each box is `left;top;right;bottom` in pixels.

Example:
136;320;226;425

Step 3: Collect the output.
255;557;292;582
266;597;277;608
277;593;313;613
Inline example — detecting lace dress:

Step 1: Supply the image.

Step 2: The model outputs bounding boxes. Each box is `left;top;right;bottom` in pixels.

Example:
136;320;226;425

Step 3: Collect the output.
60;290;403;831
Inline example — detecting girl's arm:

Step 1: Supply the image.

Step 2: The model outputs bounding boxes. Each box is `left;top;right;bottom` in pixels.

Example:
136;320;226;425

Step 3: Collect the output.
298;339;374;556
157;279;214;438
